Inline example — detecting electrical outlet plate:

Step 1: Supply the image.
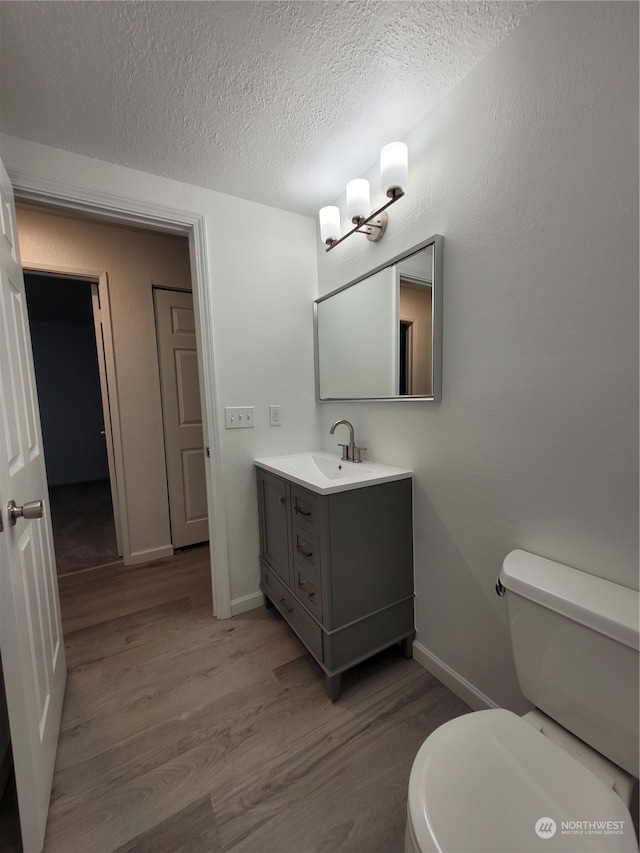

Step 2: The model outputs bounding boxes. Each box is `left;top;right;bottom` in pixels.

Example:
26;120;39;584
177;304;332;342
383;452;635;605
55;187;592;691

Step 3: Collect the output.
225;406;255;429
269;405;282;427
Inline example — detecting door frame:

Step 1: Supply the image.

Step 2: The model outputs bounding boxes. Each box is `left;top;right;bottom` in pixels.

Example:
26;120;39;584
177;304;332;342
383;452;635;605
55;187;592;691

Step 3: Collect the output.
24;265;126;559
9;171;232;619
90;280;123;557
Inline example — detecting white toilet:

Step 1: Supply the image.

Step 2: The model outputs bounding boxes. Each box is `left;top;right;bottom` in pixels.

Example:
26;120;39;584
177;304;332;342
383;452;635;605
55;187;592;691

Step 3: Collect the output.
405;549;639;852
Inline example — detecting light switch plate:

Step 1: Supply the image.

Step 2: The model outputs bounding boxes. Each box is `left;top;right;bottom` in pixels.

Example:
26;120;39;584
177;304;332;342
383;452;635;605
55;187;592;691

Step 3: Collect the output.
225;406;255;429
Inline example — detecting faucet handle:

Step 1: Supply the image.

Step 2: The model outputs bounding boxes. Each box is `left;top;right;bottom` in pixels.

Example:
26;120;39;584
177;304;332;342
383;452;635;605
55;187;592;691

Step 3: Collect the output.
337;443;350;461
352;446;367;463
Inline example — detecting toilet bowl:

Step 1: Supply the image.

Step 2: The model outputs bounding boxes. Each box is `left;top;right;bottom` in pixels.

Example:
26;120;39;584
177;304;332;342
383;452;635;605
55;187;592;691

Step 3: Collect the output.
405;550;639;853
405;709;637;852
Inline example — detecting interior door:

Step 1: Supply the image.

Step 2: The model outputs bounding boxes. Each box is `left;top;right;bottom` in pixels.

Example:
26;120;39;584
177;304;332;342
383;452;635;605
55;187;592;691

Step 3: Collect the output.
153;287;208;548
0;158;66;853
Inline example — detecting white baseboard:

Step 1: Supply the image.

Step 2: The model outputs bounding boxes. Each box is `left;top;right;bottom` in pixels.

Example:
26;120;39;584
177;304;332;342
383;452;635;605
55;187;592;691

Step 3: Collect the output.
125;545;174;566
231;591;264;616
412;641;499;712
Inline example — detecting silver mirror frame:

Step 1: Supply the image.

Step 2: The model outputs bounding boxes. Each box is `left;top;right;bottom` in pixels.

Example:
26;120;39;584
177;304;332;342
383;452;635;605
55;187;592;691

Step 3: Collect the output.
314;234;443;402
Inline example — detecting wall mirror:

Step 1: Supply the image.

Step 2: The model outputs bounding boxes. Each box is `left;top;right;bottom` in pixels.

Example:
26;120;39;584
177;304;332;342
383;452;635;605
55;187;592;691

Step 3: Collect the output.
314;234;443;401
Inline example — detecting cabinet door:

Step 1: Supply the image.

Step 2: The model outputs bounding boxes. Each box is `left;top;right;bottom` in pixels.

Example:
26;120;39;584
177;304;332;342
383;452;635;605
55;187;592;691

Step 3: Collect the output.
257;469;291;586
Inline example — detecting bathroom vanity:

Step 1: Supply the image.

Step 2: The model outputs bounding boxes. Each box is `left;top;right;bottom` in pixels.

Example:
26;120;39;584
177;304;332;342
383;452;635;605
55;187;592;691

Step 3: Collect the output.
254;452;414;700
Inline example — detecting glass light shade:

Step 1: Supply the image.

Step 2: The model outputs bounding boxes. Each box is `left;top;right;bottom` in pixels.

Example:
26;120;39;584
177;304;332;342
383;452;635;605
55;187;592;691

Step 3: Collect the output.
380;142;408;195
319;206;341;243
346;179;370;222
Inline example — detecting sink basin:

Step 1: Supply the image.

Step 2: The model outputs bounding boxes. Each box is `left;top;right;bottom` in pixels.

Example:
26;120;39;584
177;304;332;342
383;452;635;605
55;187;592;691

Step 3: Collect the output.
254;451;412;495
309;454;371;480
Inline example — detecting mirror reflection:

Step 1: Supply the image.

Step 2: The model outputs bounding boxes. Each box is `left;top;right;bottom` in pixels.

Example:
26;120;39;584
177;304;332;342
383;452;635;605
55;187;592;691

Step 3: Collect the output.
314;236;442;401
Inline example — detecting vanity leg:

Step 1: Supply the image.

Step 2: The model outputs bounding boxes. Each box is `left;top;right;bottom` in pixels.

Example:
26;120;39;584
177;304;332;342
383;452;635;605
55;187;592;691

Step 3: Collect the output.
400;634;414;660
263;593;274;610
325;672;341;702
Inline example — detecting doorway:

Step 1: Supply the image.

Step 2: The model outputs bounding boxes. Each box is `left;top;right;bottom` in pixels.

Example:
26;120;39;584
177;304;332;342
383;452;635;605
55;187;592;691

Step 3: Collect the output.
15;203;210;570
1;172;231;851
24;273;121;575
10;177;231;621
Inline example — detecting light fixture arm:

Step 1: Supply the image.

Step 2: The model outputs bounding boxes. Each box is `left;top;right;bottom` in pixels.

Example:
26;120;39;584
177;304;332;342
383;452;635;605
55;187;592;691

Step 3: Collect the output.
325;187;404;252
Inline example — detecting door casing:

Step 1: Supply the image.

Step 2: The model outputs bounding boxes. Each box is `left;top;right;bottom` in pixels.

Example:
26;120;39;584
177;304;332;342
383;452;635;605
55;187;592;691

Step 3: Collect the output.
9;172;232;619
24;266;125;559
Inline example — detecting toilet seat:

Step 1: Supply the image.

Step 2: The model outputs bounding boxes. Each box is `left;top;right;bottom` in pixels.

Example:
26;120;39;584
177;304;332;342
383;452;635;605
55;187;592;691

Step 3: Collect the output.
406;709;637;852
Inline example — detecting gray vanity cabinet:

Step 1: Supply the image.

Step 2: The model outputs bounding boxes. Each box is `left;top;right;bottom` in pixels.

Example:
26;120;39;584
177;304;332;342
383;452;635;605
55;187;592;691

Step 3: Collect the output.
257;470;292;587
256;467;414;700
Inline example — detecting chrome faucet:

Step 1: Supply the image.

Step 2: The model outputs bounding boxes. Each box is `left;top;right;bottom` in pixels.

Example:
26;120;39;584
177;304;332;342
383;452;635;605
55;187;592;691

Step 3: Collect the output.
329;419;367;463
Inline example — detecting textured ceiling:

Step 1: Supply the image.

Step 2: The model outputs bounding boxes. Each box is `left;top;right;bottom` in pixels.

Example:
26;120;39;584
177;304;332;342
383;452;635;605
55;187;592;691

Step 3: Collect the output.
0;1;534;216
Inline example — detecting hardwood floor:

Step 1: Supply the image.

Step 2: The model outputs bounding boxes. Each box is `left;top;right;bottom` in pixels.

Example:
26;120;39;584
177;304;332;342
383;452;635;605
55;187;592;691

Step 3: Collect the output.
15;545;472;853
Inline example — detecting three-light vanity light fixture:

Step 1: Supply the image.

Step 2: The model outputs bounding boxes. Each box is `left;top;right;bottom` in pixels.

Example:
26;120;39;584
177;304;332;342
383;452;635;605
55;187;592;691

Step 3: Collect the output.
319;141;408;252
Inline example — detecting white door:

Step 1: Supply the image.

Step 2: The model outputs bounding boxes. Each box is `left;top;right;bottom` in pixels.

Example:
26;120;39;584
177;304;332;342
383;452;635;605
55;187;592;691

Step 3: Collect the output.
0;159;66;853
153;288;208;548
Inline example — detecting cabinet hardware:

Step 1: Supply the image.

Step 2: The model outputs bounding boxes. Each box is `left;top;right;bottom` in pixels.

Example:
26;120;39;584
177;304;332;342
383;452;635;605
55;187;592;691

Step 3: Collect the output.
279;496;286;504
295;506;311;518
297;583;315;601
296;544;313;558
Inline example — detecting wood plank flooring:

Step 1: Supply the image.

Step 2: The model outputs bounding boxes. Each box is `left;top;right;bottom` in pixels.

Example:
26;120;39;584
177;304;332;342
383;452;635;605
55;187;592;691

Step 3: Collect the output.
9;545;472;853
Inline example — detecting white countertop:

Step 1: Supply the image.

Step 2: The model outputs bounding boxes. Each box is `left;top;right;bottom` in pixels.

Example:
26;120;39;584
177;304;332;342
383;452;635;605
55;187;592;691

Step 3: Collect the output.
254;450;413;495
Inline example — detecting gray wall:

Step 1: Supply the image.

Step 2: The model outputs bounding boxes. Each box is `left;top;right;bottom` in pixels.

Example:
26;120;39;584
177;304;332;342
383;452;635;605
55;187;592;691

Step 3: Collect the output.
316;2;639;710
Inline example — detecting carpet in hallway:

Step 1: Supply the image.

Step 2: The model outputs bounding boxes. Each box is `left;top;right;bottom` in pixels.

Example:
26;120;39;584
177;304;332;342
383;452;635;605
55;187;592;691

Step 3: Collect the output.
48;479;119;575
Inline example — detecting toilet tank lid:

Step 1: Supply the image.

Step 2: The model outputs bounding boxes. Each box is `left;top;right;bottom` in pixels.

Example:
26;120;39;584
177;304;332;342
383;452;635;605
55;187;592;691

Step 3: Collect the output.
501;550;639;652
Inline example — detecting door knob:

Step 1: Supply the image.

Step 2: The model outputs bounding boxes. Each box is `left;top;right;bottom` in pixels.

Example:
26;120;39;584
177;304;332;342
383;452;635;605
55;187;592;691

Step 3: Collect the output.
8;499;44;527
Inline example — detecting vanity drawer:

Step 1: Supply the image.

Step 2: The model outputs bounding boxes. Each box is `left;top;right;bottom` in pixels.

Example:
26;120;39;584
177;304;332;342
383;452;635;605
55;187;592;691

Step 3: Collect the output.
261;565;323;663
293;560;323;622
292;525;320;582
291;486;319;532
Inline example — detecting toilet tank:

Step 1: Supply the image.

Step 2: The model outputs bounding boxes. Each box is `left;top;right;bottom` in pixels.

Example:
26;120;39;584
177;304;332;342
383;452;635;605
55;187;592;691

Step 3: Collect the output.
500;550;639;778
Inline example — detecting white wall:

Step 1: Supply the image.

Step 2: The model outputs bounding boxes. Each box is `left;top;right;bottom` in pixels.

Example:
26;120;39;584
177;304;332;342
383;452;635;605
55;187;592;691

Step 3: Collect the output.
1;135;321;607
316;1;639;710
